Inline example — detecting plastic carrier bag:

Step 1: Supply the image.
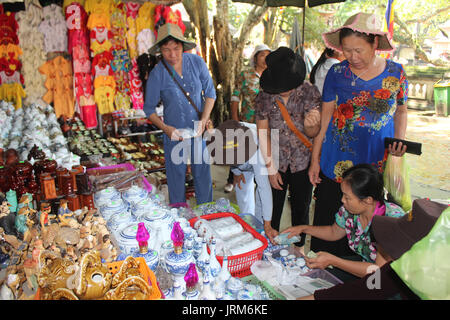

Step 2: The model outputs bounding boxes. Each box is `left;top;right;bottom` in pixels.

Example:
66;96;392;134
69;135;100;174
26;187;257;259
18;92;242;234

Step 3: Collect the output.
383;154;412;212
391;206;450;300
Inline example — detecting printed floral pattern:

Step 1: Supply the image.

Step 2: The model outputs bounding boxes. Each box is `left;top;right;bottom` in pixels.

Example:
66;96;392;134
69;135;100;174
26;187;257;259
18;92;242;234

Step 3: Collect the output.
321;59;408;181
232;69;261;123
255;82;322;173
335;201;406;262
333;160;354;182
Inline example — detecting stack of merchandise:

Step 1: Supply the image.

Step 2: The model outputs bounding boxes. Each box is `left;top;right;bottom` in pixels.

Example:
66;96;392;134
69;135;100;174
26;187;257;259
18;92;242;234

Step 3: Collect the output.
109;2;131;112
38;4;74;118
16;0;46;107
66;1;97;128
85;0;116;115
0;9;25;109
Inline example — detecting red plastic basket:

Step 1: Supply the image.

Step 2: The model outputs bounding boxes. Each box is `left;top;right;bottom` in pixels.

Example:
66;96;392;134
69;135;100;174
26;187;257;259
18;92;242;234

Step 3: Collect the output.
189;212;268;278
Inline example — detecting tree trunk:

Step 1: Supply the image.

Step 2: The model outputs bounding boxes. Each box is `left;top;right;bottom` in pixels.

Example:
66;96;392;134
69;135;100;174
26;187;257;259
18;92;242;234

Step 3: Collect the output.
394;12;449;67
263;8;280;47
183;0;210;62
183;0;269;125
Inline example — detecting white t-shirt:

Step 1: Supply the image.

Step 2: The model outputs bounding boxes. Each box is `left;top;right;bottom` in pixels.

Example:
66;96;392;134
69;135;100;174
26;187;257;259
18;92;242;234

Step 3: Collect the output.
314;58;340;95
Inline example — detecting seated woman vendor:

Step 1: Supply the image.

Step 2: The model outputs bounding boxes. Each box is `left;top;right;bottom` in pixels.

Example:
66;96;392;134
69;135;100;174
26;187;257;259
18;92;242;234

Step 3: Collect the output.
281;163;406;281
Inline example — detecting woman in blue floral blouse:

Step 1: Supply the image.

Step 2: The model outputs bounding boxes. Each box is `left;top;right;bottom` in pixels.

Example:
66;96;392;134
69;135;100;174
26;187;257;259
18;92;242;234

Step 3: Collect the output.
308;13;409;257
282;164;406;281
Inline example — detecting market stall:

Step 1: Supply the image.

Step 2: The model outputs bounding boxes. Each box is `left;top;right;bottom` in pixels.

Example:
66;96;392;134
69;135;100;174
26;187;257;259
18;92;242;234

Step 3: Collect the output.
0;0;341;301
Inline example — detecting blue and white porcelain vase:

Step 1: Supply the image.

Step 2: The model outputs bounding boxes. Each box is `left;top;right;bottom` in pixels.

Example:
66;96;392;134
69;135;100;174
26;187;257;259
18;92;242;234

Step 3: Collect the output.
193;236;203;259
209;240;221;278
198;261;216;300
218;255;232;283
196;239;210;274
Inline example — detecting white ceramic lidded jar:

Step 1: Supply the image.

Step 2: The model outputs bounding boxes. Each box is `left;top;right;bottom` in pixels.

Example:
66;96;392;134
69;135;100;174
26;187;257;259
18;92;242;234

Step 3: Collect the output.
116;222;149;255
94;186;121;208
99;198;129;222
142;207;175;244
122;185;148;206
131;197;159;221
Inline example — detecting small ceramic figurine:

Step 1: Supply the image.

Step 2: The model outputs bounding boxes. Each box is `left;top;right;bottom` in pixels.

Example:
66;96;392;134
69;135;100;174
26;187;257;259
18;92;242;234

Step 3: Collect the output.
22;246;40;291
15;206;35;242
17;193;33;211
77;226;97;251
57;199;71;217
6;190;17;214
0;200;16;236
39;202;54;229
98;234;117;263
0;227;20;250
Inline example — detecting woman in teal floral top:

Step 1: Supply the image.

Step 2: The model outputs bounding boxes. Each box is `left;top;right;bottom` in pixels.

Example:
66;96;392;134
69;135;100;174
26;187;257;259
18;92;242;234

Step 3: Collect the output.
282;164;405;279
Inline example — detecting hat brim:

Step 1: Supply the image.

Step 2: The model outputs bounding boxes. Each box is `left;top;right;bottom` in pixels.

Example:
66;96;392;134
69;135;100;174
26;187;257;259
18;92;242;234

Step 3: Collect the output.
372;215;414;260
205;121;258;166
250;46;272;68
260;71;303;94
148;37;196;56
322;27;394;53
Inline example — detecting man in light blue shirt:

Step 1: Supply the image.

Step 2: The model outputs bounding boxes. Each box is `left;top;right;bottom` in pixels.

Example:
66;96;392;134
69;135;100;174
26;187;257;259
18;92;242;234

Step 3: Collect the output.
144;23;216;205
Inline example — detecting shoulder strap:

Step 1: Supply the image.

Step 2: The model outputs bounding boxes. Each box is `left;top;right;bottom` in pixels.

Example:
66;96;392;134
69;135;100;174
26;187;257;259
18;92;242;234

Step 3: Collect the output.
161;59;201;116
275;99;312;152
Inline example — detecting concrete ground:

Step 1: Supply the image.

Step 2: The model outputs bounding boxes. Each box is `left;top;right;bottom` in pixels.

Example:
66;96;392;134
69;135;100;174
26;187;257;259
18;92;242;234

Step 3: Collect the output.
208;109;450;251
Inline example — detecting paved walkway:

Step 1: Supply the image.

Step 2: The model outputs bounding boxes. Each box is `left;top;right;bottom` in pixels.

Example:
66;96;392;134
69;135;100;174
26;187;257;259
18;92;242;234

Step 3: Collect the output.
405;110;450;200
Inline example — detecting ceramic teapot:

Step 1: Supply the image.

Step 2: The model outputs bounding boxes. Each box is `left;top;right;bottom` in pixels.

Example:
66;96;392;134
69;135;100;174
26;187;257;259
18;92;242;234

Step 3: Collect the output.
122;185;148;206
141;207;175;244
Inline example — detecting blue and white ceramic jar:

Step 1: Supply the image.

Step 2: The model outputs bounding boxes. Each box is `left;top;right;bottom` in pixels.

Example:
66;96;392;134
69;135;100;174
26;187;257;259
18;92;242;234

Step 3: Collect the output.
122;185;148;206
94;187;121;208
99;198;129;221
142;208;175;244
165;247;195;285
131;198;159;221
107;211;135;234
131;247;160;272
116;222;150;255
